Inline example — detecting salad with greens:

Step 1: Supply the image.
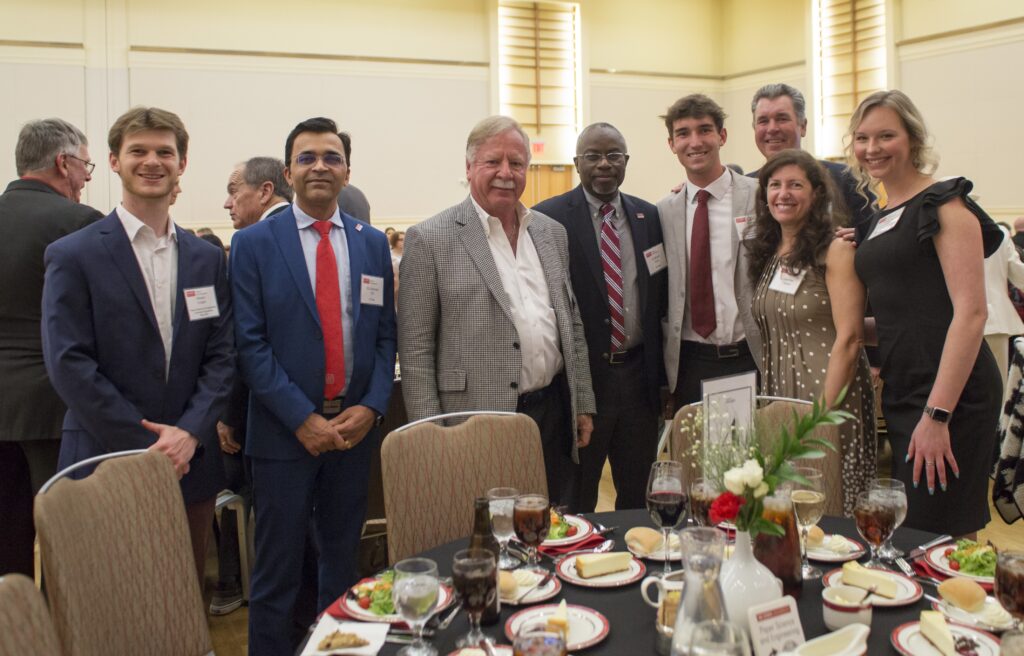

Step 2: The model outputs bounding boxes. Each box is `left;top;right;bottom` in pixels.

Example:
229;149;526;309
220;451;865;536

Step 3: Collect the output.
352;569;395;615
944;539;996;578
547;509;579;540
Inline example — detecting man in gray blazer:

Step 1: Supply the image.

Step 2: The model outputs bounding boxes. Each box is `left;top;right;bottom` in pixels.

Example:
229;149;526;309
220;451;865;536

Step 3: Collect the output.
658;95;761;411
399;116;595;509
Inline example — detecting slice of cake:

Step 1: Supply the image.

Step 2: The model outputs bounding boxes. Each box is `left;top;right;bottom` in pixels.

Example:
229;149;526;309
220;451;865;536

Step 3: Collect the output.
575;552;632;579
841;561;897;598
919;610;955;656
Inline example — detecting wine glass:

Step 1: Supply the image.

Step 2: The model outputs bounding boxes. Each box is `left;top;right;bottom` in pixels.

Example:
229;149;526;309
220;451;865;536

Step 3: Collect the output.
514;493;550;571
852;490;898;568
690;477;718;527
487;486;520;570
688;620;752;656
513;620;568;656
647;460;687;576
996;551;1024;623
790;466;825;580
392;558;440;656
452;548;497;648
870;478;908;561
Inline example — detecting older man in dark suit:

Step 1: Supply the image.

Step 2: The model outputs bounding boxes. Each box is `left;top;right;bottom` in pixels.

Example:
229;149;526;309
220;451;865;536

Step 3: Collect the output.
533;123;667;511
0;118;101;576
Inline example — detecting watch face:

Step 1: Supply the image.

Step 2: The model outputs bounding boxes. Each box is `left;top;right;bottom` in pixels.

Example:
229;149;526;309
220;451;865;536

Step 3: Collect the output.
927;407;950;422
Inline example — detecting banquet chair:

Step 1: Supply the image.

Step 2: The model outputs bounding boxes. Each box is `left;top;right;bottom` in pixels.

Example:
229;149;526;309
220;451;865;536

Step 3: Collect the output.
34;450;213;656
0;573;62;656
381;411;546;563
214;489;251;601
670;396;843;516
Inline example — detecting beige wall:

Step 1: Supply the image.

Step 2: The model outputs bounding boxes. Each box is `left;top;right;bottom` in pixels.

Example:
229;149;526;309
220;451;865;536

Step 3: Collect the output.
720;0;807;75
898;0;1023;42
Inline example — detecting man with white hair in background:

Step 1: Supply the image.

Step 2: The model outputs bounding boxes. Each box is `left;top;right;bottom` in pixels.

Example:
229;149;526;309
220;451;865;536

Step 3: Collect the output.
398;115;595;510
0;118;101;576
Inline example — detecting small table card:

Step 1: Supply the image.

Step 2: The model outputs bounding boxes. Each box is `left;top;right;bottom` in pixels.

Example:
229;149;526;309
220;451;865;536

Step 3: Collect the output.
700;370;757;463
747;596;805;656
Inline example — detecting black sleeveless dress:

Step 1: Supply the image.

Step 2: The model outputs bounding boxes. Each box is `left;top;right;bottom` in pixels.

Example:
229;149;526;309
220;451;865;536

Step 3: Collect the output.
854;178;1003;534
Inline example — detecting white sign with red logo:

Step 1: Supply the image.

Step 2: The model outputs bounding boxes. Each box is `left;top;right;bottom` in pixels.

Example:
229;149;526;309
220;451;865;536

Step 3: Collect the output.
747;596;805;656
183;286;219;321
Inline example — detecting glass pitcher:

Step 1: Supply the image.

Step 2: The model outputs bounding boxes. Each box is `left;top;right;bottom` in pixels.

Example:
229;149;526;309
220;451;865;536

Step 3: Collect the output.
754;488;803;597
670;527;728;656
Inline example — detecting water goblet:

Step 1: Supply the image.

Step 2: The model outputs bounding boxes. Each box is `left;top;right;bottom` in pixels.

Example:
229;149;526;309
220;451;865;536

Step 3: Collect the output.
647;460;687;576
689;477;718;527
790;466;825;580
870;478;907;560
514;493;550;571
852;490;897;568
452;548;497;648
487;486;520;569
392;557;440;656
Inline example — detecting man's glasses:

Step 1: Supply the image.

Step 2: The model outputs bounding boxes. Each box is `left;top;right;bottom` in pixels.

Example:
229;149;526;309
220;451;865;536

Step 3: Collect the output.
294;152;347;168
577;152;628;165
66;154;96;174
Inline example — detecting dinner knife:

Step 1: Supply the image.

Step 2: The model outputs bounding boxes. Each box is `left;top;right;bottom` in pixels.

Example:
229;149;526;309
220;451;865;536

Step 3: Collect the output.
908;534;953;560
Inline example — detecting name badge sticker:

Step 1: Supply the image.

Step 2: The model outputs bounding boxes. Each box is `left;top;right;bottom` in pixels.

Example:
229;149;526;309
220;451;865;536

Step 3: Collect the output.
643;243;668;275
735;215;752;239
183;286;220;321
768;265;806;295
360;274;385;307
867;206;905;240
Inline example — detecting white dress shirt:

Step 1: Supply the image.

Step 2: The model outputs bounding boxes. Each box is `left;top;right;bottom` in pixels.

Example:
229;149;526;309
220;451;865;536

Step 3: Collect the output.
259;201;290;221
681;167;746;344
116;205;178;377
294;204;355;396
472;197;563;393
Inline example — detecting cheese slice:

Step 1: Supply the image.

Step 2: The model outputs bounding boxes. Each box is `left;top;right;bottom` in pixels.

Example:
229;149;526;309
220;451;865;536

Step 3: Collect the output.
841;561;898;598
920;610;956;656
575;552;632;579
545;599;569;638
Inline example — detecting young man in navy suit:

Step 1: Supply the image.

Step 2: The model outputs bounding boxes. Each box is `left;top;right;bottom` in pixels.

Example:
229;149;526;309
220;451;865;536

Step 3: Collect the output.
230;117;396;655
41;107;234;582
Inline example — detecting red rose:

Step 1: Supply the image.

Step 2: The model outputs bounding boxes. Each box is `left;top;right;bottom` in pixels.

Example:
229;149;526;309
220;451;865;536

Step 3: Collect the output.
709;491;745;525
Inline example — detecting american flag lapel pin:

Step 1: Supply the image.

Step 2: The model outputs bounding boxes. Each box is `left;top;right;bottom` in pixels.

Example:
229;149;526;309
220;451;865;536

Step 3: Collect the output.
355;224;363;232
636;213;645;220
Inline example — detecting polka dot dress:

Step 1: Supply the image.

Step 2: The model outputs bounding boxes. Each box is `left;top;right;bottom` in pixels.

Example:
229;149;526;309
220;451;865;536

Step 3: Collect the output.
752;255;877;516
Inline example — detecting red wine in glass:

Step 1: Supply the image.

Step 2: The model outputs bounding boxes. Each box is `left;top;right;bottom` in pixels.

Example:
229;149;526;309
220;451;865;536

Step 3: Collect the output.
647;491;688;529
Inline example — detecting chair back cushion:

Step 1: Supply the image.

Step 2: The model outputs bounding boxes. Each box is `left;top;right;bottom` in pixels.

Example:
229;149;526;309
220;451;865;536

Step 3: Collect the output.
0;573;62;656
381;413;547;563
34;451;212;656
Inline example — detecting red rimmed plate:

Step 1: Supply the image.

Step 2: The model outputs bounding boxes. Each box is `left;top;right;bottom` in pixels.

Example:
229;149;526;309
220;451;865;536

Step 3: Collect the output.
342;577;454;623
504;604;610;651
500;571;563;606
823;567;922;607
556;554;645;588
807;535;866;563
541;514;593;548
925;545;995;584
890;620;1000;655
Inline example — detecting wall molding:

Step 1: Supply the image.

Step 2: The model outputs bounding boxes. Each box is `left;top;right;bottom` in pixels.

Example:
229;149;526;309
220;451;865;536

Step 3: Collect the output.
719;63;806;92
0;41;86;66
898;18;1024;61
130;45;486;68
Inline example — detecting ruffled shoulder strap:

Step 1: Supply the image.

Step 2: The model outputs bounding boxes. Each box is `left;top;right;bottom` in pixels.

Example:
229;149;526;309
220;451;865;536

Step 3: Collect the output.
917;177;1003;256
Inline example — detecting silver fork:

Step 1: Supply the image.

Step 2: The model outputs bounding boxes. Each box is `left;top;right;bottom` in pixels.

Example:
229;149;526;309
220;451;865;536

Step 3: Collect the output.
894;557;916;578
434;600;462;630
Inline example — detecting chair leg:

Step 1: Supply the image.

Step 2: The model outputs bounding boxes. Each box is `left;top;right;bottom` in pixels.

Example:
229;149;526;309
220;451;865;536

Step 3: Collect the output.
235;501;250;602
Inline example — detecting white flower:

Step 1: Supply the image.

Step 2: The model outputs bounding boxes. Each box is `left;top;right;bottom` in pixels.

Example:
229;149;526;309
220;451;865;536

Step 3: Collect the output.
753;482;769;498
740;459;764;488
723;467;746;495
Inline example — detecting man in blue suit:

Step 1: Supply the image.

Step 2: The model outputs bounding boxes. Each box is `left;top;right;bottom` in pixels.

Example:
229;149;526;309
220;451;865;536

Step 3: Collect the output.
41;107;234;582
231;117;396;655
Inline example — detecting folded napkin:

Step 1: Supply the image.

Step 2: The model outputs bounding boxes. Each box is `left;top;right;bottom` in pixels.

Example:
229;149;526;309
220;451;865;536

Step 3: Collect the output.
300;617;388;656
912;558;993;592
539;532;606;556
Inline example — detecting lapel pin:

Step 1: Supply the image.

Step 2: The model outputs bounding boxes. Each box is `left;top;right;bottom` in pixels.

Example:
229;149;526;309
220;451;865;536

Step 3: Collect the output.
355;224;363;232
637;213;645;220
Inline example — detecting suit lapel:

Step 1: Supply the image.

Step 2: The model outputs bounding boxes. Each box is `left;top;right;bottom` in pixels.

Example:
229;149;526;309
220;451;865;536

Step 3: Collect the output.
622;194;650;313
270;210;320;325
456;198;515;324
567;187;605;297
171;228;191;343
341;214;364;327
730;176;750;280
528;219;564;313
99;213;159;332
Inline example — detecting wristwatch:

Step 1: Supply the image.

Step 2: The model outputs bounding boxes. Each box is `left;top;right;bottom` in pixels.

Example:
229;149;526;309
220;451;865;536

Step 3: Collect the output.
923;406;951;423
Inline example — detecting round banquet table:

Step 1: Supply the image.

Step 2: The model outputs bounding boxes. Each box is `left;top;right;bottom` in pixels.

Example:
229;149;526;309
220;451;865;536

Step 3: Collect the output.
377;509;944;655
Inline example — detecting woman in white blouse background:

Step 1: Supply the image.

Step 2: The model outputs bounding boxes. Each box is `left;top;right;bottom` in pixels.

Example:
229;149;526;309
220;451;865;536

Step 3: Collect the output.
984;223;1024;401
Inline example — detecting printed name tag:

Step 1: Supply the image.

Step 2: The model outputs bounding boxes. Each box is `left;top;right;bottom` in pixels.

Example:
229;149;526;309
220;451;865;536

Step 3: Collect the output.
360;274;384;306
734;215;753;239
183;286;220;321
867;206;905;240
643;243;668;275
768;265;806;295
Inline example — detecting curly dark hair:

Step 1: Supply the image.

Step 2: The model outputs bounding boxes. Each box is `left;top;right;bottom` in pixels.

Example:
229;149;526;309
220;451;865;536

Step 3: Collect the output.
747;149;844;285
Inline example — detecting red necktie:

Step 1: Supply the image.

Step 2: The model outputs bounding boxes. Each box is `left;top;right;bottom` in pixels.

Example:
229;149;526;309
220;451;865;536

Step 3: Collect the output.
689;189;716;338
599;203;626;351
313;220;345;399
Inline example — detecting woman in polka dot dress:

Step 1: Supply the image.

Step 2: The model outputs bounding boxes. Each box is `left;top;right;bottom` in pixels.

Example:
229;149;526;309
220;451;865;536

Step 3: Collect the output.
746;149;876;516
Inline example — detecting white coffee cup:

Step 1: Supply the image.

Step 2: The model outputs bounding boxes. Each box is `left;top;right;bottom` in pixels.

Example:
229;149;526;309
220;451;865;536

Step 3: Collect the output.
821;585;872;631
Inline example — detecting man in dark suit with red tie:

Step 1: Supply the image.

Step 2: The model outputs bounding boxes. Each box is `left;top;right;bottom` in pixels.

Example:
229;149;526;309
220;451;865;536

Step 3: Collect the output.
533;123;667;511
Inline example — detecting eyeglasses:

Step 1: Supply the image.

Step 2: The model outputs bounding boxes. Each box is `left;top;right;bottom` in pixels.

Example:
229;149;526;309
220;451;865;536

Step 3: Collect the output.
577;152;628;165
294;152;347;167
65;154;96;174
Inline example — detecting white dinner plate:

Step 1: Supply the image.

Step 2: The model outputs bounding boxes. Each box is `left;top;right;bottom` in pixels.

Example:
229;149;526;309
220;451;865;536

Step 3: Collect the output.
500;571;562;606
504;604;610;651
627;533;682;562
556;554;645;588
806;536;866;563
447;647;513;656
925;545;996;584
541;514;593;548
930;597;1016;633
890;620;1000;655
342;577;454;623
823;567;922;607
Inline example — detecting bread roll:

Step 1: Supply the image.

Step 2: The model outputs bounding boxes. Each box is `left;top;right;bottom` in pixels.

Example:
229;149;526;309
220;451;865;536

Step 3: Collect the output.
938;577;987;613
807;525;825;548
499;570;518;598
625;527;663;555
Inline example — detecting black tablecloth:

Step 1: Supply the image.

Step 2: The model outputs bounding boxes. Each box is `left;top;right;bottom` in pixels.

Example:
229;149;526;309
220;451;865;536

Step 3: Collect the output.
375;509;942;655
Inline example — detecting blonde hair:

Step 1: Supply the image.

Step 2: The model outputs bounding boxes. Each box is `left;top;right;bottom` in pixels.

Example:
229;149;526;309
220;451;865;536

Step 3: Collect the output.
843;90;938;208
465;116;531;164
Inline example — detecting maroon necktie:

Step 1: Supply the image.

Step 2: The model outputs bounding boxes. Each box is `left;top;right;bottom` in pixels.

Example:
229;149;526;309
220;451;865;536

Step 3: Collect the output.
599;203;626;351
689;189;716;338
313;220;345;399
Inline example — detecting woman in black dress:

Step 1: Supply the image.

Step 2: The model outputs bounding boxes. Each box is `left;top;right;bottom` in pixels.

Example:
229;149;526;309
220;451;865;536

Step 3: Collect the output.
847;90;1002;536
